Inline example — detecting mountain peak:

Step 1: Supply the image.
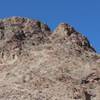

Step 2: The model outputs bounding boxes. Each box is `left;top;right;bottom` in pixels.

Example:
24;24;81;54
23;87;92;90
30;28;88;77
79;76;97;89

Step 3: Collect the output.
52;23;95;52
0;17;99;100
0;17;96;59
54;23;75;36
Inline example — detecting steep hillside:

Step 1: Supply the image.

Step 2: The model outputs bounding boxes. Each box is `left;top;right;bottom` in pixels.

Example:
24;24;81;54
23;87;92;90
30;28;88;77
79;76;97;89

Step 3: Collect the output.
0;17;100;100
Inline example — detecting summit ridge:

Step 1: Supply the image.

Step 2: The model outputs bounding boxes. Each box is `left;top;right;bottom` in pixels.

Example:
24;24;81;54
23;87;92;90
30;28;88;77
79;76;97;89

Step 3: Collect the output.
0;17;99;100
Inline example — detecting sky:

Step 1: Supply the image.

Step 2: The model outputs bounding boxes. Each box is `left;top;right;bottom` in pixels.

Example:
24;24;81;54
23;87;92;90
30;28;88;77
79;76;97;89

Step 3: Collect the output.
0;0;100;52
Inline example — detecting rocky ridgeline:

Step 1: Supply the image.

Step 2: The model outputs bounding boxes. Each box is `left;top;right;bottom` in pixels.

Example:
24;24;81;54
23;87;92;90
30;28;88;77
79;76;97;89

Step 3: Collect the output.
0;17;95;58
0;17;51;63
51;23;95;53
0;17;51;46
0;17;99;100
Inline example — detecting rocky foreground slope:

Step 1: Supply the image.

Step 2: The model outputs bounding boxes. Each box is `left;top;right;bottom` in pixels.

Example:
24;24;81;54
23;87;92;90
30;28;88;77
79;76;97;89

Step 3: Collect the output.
0;17;100;100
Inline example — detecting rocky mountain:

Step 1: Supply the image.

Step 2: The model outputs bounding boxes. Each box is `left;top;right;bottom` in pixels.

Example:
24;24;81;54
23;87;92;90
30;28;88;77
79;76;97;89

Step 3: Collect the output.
0;17;100;100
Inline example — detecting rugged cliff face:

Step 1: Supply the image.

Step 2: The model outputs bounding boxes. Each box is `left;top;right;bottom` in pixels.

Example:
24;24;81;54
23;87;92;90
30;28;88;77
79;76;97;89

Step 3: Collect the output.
0;17;100;100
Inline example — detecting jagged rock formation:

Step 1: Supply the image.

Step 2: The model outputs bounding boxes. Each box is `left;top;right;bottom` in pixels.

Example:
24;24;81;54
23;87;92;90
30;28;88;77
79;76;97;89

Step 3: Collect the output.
0;17;100;100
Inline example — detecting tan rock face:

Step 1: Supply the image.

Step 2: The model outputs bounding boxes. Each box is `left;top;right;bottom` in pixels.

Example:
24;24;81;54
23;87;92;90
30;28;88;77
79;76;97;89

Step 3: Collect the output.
0;17;100;100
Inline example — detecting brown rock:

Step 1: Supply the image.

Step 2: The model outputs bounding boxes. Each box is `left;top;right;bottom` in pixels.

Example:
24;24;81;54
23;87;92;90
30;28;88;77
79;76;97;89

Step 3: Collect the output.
0;17;99;100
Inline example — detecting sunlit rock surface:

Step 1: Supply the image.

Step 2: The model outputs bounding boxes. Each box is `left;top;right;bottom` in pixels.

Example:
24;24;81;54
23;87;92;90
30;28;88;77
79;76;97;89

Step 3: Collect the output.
0;17;100;100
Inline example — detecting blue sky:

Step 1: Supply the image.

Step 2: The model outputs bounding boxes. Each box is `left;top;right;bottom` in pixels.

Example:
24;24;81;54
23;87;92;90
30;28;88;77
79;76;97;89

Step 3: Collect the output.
0;0;100;52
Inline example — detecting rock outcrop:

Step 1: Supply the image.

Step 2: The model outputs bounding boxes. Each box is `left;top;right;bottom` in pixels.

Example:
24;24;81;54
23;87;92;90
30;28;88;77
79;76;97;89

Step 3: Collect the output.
0;17;100;100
